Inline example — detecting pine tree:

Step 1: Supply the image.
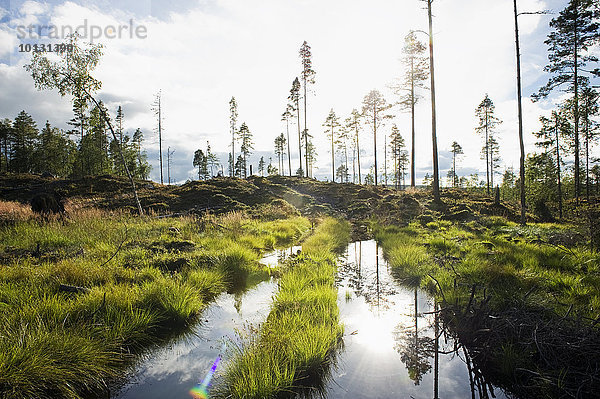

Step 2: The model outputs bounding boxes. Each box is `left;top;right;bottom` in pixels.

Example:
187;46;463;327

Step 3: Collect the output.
306;140;317;177
0;118;13;172
258;156;265;177
323;109;340;182
501;168;518;202
289;78;303;176
267;157;277;176
282;105;294;176
484;136;501;189
274;133;286;175
84;101;110;176
337;125;350;183
534;0;600;205
193;149;209;180
423;0;441;202
229;97;238;177
206;142;220;178
115;106;124;146
396;31;429;188
166;146;173;184
390;124;407;189
534;110;570;218
235;155;245;178
67;98;88;176
336;164;349;183
475;95;502;195
152;91;164;184
299;41;316;177
10;111;38;173
361;90;393;186
450;141;464;187
132;128;150;180
238;122;254;178
346;109;363;184
35;121;75;177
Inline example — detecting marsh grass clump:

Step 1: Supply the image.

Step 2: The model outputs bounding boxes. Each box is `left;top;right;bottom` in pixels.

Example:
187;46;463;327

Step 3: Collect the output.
0;201;310;399
221;218;350;398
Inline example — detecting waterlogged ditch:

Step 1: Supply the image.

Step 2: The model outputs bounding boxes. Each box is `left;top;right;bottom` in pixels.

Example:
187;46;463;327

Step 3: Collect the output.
117;238;508;399
115;249;292;399
325;240;508;399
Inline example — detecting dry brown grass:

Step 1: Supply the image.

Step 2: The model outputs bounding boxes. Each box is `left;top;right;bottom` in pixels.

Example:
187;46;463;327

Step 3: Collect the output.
220;210;247;230
0;201;33;222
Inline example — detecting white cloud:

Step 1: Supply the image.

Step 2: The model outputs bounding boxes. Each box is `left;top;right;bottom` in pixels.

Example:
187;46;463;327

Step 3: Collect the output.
0;28;17;57
20;1;48;15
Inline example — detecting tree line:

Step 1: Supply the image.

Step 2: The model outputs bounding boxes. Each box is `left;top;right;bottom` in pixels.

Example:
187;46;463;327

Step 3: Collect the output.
0;105;150;179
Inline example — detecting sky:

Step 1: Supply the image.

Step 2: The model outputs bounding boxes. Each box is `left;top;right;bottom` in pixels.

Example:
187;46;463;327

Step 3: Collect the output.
0;0;597;184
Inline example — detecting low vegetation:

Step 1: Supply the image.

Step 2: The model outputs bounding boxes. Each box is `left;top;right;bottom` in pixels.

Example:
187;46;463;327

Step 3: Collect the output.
374;216;600;397
221;217;350;398
0;202;310;399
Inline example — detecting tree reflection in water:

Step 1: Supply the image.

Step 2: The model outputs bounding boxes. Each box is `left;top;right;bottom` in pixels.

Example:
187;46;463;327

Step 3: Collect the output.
393;288;434;385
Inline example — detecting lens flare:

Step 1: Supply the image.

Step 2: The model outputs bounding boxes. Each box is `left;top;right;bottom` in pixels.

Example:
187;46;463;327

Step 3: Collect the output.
189;344;225;399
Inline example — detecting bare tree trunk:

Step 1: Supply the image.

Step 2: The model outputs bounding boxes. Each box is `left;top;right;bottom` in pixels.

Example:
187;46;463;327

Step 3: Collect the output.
513;0;527;225
158;94;163;185
356;126;362;184
574;3;580;206
297;101;302;175
286;119;292;176
585;107;590;203
453;152;456;187
411;60;416;188
344;144;348;183
373;106;378;186
384;132;388;186
331;125;335;182
303;82;309;177
555;114;563;218
427;0;441;202
485;109;490;195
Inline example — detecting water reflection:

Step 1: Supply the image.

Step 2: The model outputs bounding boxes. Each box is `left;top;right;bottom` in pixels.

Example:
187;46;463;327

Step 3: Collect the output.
259;245;302;269
114;248;298;399
327;240;508;399
393;288;434;385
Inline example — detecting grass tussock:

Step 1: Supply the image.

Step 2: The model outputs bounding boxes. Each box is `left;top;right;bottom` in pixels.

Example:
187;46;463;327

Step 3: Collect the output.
374;219;599;318
221;218;350;399
0;202;310;399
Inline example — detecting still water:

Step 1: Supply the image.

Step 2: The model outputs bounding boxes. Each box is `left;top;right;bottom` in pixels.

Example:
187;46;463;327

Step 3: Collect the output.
115;242;508;399
326;240;508;399
115;268;280;398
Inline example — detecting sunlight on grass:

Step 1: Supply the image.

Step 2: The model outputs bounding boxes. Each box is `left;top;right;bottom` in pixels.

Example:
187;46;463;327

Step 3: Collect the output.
221;218;350;399
0;203;311;399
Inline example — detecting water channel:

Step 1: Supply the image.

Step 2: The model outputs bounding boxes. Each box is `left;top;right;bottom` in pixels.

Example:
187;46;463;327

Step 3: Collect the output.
115;241;508;399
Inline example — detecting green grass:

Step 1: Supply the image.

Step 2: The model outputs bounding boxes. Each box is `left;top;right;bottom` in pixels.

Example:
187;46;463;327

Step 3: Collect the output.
373;218;600;321
373;217;600;397
221;218;351;398
0;205;310;399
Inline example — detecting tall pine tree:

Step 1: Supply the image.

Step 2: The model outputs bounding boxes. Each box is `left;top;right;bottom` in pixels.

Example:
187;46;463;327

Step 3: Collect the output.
396;31;428;188
299;41;315;177
534;0;600;205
